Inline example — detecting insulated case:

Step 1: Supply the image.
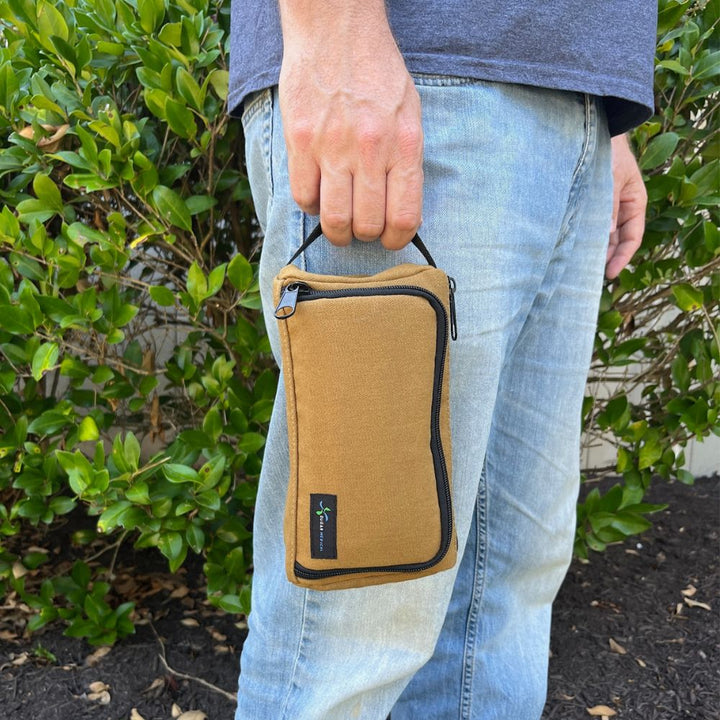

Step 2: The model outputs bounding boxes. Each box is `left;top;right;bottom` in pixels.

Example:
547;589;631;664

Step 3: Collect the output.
273;225;457;590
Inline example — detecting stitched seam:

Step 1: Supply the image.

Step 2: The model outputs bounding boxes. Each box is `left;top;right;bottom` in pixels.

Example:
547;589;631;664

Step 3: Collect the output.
460;469;489;719
264;89;275;204
279;589;310;719
559;94;596;244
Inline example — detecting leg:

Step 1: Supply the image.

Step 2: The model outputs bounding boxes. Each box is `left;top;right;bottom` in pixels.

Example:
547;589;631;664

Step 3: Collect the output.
236;80;612;719
393;84;612;719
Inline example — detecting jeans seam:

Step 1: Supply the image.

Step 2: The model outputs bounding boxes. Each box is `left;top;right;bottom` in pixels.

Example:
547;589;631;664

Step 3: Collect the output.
459;470;488;719
264;89;275;205
279;588;310;719
560;94;596;244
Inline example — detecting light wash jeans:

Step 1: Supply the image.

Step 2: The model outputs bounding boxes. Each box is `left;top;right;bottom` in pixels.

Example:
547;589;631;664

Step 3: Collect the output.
236;76;612;720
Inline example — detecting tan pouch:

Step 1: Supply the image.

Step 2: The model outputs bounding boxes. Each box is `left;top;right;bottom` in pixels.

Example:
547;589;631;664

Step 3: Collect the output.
273;225;457;590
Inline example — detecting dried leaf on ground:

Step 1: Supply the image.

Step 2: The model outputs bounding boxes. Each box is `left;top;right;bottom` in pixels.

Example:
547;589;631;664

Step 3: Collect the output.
177;712;208;720
587;705;617;716
681;584;697;597
608;638;627;655
684;597;711;611
171;703;183;718
130;709;146;720
85;646;112;666
170;586;190;599
87;690;111;704
180;618;200;627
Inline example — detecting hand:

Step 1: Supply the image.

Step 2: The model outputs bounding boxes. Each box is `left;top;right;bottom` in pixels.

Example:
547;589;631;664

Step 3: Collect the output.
606;134;647;280
278;1;423;249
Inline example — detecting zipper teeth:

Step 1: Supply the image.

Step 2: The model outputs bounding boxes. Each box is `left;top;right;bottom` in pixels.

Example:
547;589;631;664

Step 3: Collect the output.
293;284;453;579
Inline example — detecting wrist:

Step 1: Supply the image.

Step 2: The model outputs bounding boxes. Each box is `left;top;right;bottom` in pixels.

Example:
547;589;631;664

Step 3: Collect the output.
279;0;391;46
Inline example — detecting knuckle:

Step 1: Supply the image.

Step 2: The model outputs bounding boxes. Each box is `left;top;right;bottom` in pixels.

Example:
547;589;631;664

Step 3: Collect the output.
322;211;352;233
387;210;421;235
290;184;318;212
285;119;314;150
353;220;385;240
396;123;424;157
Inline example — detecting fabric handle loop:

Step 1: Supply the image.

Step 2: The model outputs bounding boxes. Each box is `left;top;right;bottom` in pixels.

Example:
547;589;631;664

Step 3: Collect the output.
287;224;437;268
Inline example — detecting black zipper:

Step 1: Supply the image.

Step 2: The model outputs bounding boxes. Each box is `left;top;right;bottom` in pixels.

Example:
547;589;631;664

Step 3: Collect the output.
276;283;454;579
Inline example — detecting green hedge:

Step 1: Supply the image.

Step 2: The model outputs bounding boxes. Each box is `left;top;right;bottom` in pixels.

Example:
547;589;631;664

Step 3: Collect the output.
0;0;717;644
576;0;719;556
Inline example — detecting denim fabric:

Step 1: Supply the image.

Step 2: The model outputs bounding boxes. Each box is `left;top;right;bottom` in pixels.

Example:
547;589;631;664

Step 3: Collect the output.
236;77;613;720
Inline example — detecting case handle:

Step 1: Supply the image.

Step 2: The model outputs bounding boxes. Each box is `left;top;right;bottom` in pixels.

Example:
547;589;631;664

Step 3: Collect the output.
287;223;437;268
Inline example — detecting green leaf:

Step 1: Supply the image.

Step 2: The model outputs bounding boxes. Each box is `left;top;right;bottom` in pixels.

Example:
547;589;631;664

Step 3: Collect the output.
693;50;720;80
126;481;150;505
149;285;175;306
207;264;226;297
1;302;36;333
28;410;73;436
78;416;99;442
186;524;205;553
206;69;229;100
609;512;653;536
185;195;217;215
165;98;196;140
175;66;204;112
217;593;245;614
639;133;679;170
31;342;59;381
157;531;185;565
37;0;69;42
238;432;265;454
638;437;662;470
33;174;64;213
186;261;207;303
97;501;133;533
152;186;191;231
137;0;165;33
49;496;76;515
227;254;253;292
57;450;95;496
672;283;704;311
163;463;199;484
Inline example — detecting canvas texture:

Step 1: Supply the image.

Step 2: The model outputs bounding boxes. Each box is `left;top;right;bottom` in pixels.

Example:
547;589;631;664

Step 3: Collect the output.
273;260;457;589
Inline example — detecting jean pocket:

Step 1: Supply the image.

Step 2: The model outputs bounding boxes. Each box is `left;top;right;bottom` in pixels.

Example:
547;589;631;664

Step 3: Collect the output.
241;88;272;134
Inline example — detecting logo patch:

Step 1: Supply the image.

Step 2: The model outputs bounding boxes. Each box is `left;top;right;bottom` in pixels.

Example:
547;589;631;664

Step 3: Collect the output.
310;493;337;559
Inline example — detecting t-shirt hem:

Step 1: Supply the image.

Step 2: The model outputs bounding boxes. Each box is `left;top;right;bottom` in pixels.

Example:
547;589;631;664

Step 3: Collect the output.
228;55;653;134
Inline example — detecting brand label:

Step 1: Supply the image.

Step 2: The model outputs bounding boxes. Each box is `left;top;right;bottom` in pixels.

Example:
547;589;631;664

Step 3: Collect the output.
310;493;337;559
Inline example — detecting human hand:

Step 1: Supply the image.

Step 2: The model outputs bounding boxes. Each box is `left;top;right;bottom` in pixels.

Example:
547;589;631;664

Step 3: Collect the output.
278;1;423;250
606;134;647;280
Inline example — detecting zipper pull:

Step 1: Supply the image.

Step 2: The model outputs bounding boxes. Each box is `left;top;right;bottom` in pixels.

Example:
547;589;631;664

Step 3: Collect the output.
274;283;302;319
448;276;457;341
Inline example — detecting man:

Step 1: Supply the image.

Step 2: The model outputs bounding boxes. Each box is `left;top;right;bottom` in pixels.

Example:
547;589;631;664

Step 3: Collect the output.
229;2;656;718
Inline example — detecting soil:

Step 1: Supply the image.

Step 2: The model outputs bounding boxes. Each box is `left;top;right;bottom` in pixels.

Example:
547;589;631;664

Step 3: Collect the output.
0;475;717;720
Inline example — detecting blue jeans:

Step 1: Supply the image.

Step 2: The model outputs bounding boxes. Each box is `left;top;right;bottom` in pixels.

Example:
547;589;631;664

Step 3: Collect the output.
236;76;612;720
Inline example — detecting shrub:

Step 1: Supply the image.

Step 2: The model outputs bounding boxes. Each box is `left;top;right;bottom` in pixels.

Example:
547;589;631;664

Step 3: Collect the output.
576;0;719;556
0;0;265;641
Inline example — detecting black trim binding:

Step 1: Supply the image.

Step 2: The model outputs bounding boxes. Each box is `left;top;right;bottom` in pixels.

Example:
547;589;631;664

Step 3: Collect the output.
284;284;453;580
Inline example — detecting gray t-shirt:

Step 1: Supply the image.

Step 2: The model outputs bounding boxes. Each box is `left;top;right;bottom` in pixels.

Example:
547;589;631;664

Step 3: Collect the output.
229;2;656;136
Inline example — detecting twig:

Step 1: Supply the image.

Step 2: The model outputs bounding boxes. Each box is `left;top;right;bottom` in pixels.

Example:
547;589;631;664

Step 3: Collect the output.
149;621;236;702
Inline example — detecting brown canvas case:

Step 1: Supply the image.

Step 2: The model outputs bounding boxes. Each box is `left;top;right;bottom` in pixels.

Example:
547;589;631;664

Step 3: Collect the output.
273;225;457;590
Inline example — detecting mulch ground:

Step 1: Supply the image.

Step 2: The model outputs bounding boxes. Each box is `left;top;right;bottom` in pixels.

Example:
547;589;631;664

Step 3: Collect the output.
1;475;717;720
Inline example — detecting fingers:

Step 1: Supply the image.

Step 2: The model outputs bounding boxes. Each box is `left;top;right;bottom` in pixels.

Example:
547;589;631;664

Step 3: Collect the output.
320;167;354;246
382;124;424;250
605;212;645;280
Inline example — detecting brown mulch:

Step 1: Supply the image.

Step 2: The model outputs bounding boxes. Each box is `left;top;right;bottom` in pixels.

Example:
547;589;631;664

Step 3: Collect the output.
0;475;717;720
